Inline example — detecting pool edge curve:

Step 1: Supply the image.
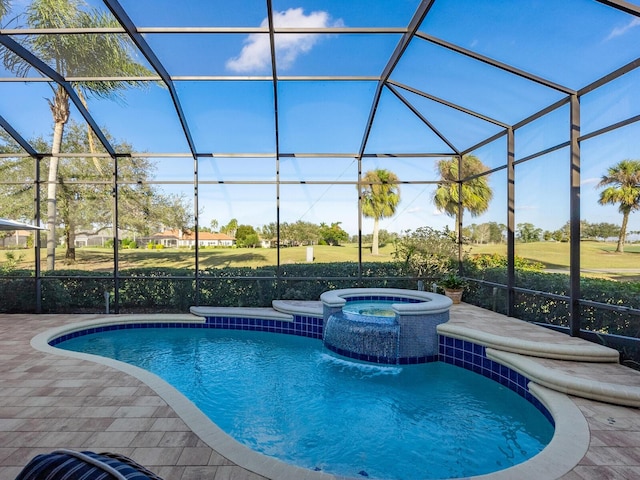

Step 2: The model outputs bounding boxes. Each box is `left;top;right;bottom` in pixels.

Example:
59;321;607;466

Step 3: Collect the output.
31;314;589;480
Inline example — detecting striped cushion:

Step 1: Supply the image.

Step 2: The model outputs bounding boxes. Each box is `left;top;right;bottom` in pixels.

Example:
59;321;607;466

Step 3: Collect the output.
15;449;163;480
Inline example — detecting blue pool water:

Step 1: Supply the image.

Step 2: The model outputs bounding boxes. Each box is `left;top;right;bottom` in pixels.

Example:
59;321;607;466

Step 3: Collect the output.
58;328;553;480
343;300;397;317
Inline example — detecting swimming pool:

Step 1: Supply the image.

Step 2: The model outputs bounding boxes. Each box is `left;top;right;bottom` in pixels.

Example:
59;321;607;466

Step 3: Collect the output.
55;326;553;480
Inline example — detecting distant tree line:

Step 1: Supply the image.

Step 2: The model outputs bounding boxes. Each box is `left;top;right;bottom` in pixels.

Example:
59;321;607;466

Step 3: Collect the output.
204;219;352;248
519;221;629;244
462;220;627;245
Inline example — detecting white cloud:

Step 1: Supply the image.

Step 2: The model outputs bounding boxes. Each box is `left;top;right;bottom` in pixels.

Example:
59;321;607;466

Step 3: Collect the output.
606;17;640;41
226;8;343;73
581;177;600;187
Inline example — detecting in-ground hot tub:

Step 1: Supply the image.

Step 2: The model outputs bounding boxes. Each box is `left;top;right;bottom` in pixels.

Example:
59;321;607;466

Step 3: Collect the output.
320;288;452;364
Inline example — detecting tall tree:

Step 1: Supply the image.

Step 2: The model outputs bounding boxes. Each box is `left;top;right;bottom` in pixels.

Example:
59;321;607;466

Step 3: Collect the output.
0;132;42;220
516;222;542;243
319;222;349;246
361;169;400;255
434;155;493;237
597;159;640;253
0;0;11;19
235;224;259;248
487;222;506;244
0;126;192;262
221;218;238;238
2;0;151;270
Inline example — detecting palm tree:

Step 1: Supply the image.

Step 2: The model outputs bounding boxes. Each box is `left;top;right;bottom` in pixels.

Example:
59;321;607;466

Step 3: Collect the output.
0;0;11;19
2;0;151;270
361;169;400;255
597;159;640;253
433;155;493;237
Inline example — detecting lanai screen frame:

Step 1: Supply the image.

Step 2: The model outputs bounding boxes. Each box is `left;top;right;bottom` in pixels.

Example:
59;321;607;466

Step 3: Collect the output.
0;0;638;342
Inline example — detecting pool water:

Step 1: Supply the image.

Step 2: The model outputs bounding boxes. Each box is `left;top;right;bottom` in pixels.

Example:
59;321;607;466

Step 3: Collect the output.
343;300;397;317
58;328;553;480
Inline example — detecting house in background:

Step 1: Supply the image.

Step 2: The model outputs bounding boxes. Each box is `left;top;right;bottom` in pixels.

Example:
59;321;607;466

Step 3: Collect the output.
74;228;135;247
147;230;235;248
74;233;112;247
0;230;33;248
260;238;277;248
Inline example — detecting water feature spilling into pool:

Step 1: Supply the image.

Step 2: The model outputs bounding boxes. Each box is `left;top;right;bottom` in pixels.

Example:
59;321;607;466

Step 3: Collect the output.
321;288;452;364
56;327;553;480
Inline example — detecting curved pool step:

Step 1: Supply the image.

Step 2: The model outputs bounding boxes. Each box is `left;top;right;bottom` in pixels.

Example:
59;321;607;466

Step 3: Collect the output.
488;349;640;408
272;300;323;316
439;304;620;363
190;306;293;322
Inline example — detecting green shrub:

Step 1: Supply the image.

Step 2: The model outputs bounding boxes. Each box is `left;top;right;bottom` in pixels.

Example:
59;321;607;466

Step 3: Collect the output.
121;238;138;249
118;268;194;312
467;253;544;271
0;273;37;312
393;227;459;279
0;251;25;274
40;271;114;313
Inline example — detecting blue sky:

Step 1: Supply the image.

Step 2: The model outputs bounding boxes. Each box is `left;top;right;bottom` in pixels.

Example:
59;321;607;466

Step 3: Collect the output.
1;0;640;237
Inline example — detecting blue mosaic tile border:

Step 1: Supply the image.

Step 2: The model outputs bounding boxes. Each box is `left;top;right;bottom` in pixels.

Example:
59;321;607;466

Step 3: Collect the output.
50;313;433;365
398;355;438;365
346;295;420;303
205;314;324;339
325;344;397;365
49;322;204;345
439;335;555;426
49;314;325;347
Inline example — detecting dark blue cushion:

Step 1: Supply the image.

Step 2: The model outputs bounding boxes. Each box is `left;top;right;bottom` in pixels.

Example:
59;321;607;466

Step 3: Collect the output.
15;449;162;480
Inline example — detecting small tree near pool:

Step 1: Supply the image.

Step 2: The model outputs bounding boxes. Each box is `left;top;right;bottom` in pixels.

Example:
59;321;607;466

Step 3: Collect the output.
393;226;460;281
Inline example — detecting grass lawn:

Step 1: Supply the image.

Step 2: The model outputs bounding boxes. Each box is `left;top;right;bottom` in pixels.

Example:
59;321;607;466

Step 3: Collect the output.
3;240;640;281
2;243;398;272
468;241;640;281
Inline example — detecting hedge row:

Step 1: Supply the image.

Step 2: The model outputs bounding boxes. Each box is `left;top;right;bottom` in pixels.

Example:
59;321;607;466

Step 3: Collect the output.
2;263;639;342
464;266;640;338
0;263;415;314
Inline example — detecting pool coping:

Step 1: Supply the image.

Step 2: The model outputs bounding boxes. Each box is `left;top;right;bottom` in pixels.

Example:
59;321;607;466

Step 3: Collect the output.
320;287;453;314
438;322;620;362
31;313;590;480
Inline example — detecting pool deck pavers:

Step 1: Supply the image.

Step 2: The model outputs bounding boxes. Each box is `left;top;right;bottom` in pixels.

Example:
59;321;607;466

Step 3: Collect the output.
1;307;640;480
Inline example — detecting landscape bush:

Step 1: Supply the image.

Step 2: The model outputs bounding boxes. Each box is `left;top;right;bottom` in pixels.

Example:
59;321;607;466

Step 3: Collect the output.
464;263;640;337
393;226;459;279
467;253;544;271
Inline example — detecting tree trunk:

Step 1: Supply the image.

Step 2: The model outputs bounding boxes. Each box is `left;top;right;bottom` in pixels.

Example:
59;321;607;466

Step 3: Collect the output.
372;217;380;255
77;90;103;175
45;123;64;270
616;211;629;253
65;218;76;261
454;211;463;242
45;86;70;271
